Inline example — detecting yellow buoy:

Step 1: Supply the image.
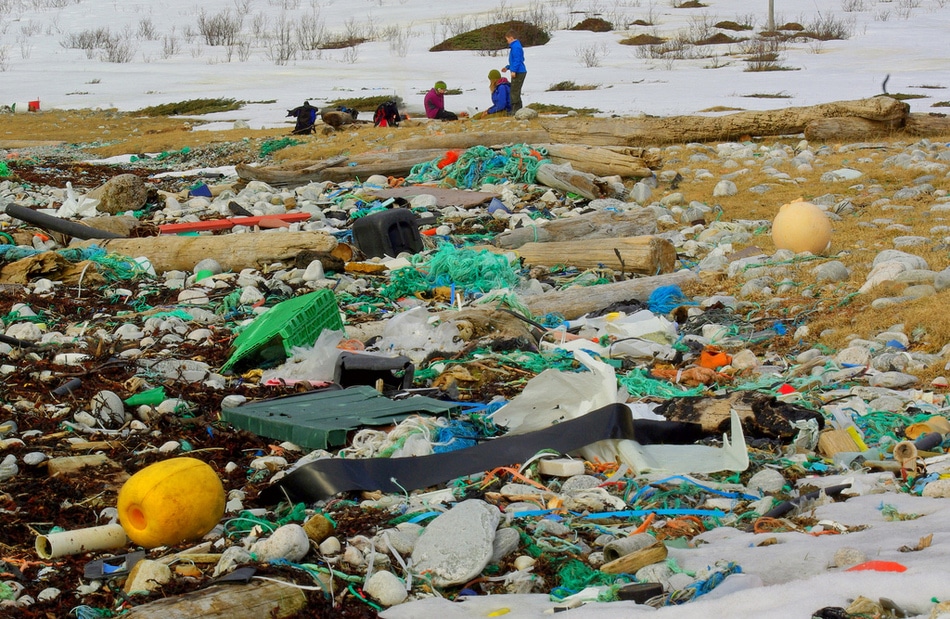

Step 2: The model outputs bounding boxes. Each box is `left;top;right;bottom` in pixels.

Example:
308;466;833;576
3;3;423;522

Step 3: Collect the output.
771;198;832;255
117;457;225;549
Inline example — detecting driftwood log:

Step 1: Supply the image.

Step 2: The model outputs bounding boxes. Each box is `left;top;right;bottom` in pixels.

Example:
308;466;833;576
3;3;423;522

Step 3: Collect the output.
494;208;658;249
71;230;340;274
535;163;622;200
122;580;307;619
489;235;674;275
803;117;903;141
389;130;551;152
236;150;446;186
235;156;348;185
904;113;950;137
523;270;699;320
512;236;676;275
540;144;659;179
542;97;910;146
316;149;446;182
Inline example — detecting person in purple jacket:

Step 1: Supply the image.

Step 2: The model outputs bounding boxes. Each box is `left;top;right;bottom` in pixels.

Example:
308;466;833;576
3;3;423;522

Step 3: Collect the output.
424;81;458;121
474;70;511;119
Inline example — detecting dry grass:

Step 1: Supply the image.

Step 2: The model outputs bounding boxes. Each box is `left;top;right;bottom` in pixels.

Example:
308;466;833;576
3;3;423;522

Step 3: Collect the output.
5;108;950;381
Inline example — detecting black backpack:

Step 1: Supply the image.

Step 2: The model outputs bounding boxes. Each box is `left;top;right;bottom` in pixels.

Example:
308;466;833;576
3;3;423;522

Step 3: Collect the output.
373;100;401;127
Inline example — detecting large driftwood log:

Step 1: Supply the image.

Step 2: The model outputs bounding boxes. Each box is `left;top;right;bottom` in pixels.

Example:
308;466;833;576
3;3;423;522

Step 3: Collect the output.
904;113;950;137
389;130;550;152
494;209;658;249
236;150;446;186
542;97;910;146
535;163;621;200
316;149;445;182
235;155;347;185
540;144;657;178
803;117;903;141
72;231;339;274
123;580;307;619
512;236;676;275
524;270;699;320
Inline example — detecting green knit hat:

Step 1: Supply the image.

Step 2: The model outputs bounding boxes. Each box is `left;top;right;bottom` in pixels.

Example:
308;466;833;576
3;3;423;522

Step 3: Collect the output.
435;81;447;90
488;69;501;81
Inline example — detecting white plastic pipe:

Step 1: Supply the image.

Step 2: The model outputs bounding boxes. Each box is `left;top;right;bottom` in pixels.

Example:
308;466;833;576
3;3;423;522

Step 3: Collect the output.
35;523;128;559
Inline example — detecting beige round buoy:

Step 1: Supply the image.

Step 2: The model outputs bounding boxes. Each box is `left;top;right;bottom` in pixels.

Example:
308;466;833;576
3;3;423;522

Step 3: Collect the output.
771;199;832;254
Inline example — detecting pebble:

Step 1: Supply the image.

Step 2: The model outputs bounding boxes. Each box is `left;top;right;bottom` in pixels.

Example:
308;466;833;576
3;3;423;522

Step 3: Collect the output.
364;570;408;606
90;390;126;428
250;524;310;563
410;499;500;586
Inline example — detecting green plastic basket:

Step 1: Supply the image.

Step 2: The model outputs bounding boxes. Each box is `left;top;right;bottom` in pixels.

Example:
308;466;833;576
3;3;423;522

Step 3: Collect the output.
222;289;343;374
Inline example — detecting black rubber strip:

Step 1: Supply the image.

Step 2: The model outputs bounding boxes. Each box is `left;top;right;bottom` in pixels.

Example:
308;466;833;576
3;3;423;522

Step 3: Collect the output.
258;403;705;504
4;202;125;240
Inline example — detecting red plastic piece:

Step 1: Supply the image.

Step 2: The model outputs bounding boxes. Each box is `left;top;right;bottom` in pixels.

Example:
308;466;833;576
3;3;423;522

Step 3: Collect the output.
845;560;907;573
158;212;311;234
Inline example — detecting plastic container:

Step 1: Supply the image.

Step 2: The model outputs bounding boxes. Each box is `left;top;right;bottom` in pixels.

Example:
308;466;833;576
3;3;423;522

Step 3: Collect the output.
352;209;423;258
222;289;344;374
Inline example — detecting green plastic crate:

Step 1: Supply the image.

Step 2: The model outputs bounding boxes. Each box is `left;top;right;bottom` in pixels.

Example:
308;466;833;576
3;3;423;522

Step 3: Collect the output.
222;289;343;374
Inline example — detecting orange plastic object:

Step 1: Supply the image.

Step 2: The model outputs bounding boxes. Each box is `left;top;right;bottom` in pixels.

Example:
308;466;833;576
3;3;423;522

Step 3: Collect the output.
437;150;460;169
845;560;907;573
697;347;731;370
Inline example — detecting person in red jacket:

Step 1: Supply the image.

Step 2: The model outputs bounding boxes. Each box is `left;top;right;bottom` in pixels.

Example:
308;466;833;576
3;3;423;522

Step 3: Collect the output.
424;81;458;121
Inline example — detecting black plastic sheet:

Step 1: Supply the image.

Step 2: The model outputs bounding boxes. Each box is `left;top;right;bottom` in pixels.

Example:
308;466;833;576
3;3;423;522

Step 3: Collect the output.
259;403;704;504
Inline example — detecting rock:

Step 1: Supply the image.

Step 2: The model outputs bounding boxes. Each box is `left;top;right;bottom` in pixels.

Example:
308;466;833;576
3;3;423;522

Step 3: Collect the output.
87;174;148;215
90;390;126;428
747;468;786;494
124;559;172;593
364;570;408;606
868;371;917;389
922;478;950;498
513;107;538;120
410;499;499;586
713;179;737;197
813;260;850;283
490;527;521;564
319;536;342;555
250;524;310;563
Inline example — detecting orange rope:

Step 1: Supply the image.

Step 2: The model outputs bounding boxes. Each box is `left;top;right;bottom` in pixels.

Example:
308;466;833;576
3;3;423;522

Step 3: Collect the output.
480;466;552;492
631;512;656;535
753;517;794;534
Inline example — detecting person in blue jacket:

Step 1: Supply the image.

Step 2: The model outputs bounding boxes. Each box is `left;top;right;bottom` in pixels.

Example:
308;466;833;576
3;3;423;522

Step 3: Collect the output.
502;29;526;113
474;69;511;119
287;100;317;134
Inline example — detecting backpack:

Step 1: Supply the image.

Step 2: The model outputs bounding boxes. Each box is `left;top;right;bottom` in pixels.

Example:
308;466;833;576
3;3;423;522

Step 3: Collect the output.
373;100;401;127
337;105;358;120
